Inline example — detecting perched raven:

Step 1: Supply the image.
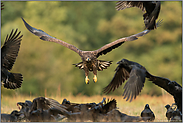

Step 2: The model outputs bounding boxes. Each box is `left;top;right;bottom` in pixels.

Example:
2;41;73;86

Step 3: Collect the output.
170;109;182;122
141;104;155;121
1;110;21;122
165;104;174;121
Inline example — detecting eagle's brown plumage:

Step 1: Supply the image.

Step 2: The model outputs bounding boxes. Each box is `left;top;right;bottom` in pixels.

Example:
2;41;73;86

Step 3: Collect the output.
22;17;158;84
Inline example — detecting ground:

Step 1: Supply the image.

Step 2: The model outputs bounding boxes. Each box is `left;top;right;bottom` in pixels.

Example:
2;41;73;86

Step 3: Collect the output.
1;93;174;122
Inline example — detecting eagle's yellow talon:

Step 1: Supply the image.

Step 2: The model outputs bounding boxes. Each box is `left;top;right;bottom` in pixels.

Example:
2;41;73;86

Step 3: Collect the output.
93;75;97;83
85;76;90;84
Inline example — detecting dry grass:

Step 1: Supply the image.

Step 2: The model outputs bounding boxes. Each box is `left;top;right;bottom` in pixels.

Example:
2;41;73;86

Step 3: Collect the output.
1;93;174;122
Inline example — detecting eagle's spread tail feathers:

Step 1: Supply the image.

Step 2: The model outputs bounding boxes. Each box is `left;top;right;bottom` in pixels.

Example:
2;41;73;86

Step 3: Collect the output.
73;60;112;71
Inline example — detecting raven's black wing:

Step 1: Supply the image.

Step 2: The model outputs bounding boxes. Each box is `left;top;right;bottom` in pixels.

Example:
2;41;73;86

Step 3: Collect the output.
1;29;23;70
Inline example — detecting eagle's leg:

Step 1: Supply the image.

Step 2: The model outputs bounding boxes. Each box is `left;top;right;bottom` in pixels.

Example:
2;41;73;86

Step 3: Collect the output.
93;67;97;83
84;68;90;84
93;75;97;83
85;76;90;84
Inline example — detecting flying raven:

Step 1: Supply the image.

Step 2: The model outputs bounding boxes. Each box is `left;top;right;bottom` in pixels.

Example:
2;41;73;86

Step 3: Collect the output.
116;1;161;30
103;58;182;111
1;29;23;89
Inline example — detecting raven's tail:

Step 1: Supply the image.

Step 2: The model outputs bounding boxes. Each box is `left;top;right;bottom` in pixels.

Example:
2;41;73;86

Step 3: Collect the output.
3;72;23;89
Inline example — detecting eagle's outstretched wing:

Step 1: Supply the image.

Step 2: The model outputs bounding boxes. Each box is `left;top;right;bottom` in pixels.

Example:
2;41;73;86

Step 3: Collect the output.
95;29;150;58
22;17;81;55
1;29;23;70
95;19;162;58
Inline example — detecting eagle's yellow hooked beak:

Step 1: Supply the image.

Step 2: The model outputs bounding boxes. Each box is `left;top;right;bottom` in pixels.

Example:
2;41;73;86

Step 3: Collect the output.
86;57;91;62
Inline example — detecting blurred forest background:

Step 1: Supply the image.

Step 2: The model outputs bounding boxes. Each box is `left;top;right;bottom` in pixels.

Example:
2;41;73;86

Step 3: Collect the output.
1;1;182;97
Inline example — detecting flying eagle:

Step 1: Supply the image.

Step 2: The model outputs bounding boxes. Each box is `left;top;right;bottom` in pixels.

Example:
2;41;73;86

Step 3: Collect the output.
1;29;23;89
116;1;161;30
21;18;158;84
103;58;182;109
